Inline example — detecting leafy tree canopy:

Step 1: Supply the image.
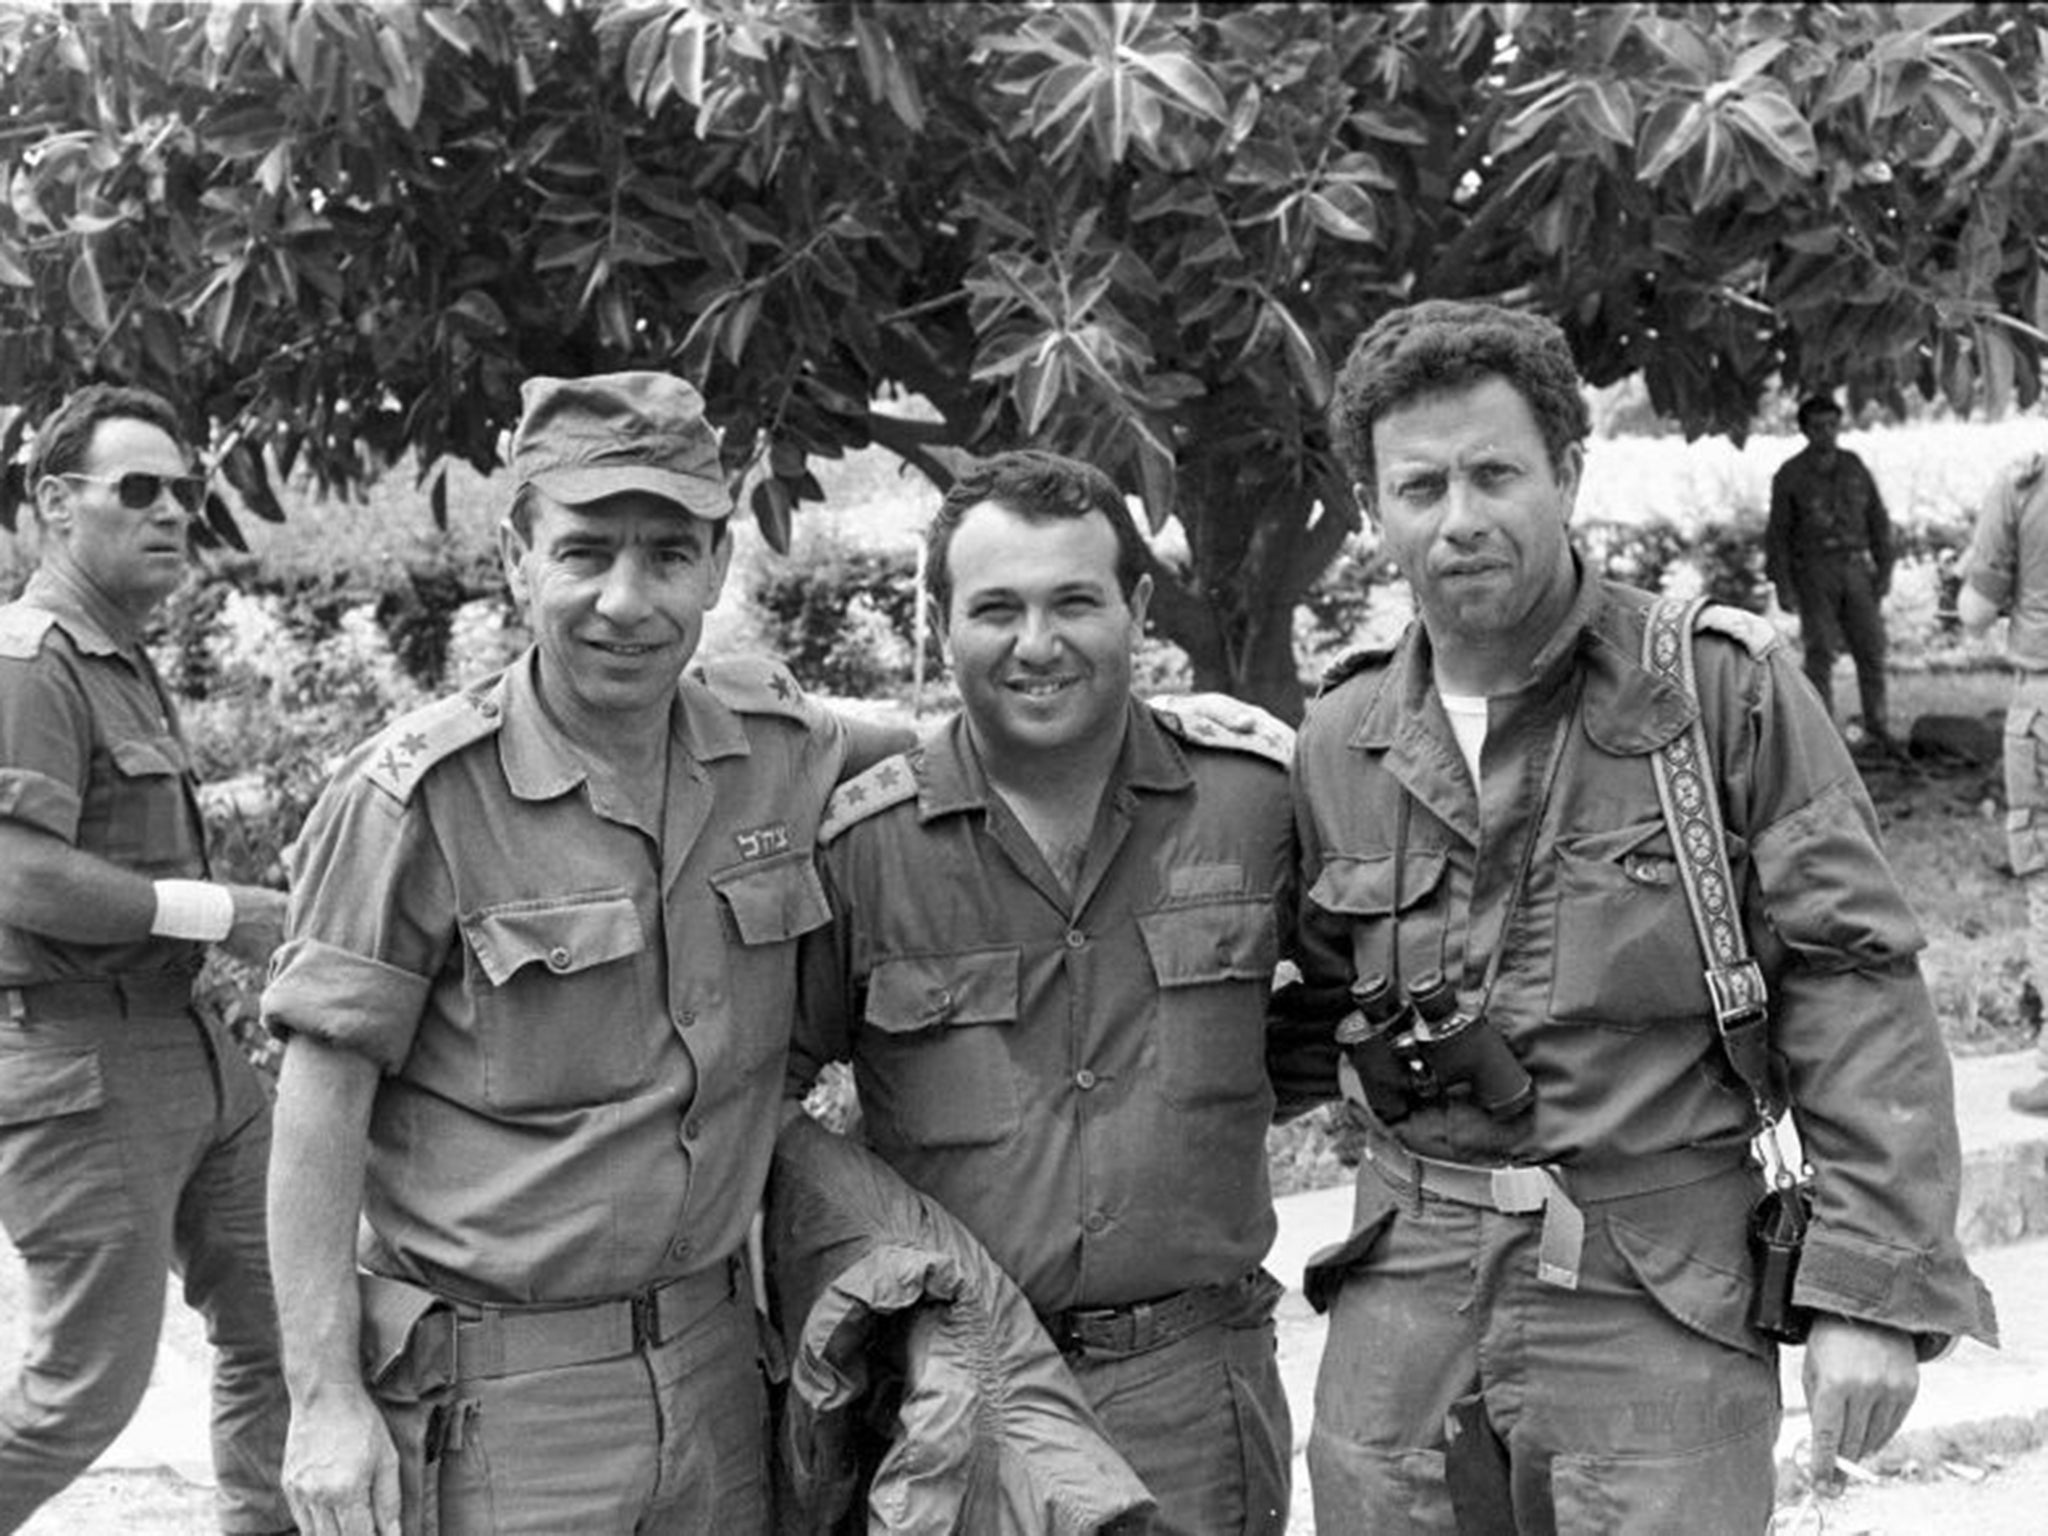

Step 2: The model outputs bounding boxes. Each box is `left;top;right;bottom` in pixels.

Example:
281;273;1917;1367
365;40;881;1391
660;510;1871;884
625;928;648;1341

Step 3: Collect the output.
5;0;2046;713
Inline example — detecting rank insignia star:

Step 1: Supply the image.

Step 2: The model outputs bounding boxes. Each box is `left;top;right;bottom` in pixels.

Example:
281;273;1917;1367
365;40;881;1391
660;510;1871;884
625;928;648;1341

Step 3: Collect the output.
770;672;795;700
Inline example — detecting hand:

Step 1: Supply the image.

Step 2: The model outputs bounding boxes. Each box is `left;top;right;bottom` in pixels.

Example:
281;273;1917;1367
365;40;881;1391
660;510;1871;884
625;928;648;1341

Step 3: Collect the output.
1802;1315;1918;1484
283;1384;403;1536
219;884;287;968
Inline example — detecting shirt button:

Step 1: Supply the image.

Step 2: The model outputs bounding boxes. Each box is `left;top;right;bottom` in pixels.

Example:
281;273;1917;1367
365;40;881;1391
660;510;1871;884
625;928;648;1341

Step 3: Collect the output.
1075;1068;1098;1091
479;699;501;719
1084;1212;1109;1234
674;1007;696;1029
1064;929;1086;950
547;946;571;972
669;1237;690;1260
683;1117;704;1141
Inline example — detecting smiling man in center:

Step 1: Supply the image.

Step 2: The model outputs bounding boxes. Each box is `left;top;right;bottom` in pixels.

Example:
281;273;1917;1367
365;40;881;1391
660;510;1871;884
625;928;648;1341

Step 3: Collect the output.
789;448;1327;1535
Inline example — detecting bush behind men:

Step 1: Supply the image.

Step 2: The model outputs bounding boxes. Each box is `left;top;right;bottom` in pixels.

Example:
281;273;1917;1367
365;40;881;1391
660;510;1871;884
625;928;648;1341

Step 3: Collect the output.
1294;301;1995;1532
0;385;290;1533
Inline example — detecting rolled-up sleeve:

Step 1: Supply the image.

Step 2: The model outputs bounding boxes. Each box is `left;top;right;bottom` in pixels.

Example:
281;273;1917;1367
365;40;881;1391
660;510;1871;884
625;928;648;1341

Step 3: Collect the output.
0;657;88;841
263;763;453;1071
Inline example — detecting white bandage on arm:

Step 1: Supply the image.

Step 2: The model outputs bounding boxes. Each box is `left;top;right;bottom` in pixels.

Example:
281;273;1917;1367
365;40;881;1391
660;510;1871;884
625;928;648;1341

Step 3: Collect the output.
150;879;236;942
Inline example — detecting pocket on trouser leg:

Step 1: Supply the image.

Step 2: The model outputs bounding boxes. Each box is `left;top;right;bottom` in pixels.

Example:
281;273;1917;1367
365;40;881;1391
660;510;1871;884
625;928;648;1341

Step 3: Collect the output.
1549;1420;1775;1536
1219;1319;1292;1536
1306;1437;1455;1536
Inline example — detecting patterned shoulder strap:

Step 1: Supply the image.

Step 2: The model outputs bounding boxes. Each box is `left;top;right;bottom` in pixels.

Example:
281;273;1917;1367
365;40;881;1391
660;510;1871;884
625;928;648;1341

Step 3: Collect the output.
1642;596;1779;1124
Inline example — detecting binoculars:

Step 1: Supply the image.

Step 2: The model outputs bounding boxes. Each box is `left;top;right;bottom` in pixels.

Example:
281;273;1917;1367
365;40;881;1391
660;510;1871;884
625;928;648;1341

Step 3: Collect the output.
1336;970;1535;1121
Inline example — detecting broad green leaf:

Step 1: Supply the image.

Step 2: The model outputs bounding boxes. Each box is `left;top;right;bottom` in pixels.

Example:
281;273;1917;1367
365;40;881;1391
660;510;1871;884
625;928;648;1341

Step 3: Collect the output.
1637;99;1705;184
67;249;110;333
1127;49;1225;120
422;7;483;56
1303;187;1377;244
1720;86;1817;178
1575;78;1636;148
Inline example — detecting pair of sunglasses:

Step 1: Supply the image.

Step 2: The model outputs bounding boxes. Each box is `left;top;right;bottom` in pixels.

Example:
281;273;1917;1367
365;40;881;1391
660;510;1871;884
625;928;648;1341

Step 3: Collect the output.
61;471;207;514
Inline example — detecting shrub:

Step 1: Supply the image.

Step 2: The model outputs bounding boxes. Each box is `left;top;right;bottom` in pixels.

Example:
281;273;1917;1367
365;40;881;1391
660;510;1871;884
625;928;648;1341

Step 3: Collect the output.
752;538;934;695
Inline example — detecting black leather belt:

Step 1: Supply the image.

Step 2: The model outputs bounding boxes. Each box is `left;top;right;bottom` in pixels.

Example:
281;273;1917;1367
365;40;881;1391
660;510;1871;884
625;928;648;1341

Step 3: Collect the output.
2;971;196;1021
448;1256;740;1382
1044;1271;1257;1357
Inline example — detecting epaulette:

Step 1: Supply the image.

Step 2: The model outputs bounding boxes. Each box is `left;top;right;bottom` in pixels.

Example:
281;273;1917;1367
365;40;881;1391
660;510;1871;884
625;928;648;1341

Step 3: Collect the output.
819;752;919;845
0;604;57;661
362;685;505;801
1317;644;1396;696
1692;602;1778;660
1152;701;1294;769
687;655;811;722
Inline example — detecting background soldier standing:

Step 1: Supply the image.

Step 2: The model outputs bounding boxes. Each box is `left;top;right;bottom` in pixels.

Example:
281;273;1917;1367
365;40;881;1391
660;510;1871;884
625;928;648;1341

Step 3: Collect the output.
0;385;291;1534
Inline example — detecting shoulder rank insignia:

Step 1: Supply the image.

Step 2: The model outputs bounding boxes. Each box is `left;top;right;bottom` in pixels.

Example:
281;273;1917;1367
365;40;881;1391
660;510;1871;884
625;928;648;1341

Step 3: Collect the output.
1693;603;1778;659
363;684;505;801
820;752;918;845
0;604;58;661
688;655;811;722
1318;643;1396;695
1151;701;1294;769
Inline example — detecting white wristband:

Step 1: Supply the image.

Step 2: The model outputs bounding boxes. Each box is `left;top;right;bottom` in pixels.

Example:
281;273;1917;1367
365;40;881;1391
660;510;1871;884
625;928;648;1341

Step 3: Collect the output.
150;879;236;943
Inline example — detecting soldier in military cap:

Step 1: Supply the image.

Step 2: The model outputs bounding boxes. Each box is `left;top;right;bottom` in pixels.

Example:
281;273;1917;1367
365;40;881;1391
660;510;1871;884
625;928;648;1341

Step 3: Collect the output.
789;449;1331;1535
264;372;905;1534
1295;301;1993;1533
0;384;291;1533
1959;449;2048;1115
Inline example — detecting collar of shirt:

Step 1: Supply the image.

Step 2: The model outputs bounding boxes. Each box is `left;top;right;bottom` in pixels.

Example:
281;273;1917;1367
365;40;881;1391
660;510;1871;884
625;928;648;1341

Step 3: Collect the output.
910;696;1195;823
21;563;146;654
1348;559;1696;763
493;649;754;802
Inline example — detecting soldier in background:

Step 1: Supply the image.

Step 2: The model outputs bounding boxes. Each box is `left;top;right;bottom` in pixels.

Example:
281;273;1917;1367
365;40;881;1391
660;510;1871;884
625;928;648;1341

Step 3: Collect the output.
1959;448;2048;1115
1767;393;1898;754
0;384;290;1534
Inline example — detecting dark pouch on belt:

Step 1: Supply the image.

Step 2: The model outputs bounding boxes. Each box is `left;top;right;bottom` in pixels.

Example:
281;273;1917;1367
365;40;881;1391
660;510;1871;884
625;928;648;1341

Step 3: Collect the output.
1747;1184;1815;1345
359;1272;458;1536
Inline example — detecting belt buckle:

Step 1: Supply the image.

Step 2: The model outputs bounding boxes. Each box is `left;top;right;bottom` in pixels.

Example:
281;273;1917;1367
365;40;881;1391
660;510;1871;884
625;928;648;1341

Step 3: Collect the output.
1489;1166;1552;1214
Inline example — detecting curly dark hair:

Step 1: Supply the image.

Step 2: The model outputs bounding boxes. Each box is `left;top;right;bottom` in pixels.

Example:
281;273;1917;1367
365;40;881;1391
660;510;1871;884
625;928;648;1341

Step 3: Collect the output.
1327;300;1590;492
923;449;1150;616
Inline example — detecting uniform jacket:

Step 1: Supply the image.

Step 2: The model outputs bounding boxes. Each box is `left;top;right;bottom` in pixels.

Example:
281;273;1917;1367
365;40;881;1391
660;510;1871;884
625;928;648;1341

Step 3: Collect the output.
1766;443;1893;598
263;649;846;1304
1294;567;1996;1355
791;698;1325;1316
766;1114;1152;1536
1962;449;2048;669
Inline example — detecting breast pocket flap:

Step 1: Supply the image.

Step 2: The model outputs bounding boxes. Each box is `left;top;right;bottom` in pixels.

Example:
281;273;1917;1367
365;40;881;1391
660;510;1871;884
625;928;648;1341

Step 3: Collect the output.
110;736;185;778
865;949;1019;1035
1137;898;1278;987
711;856;832;947
1308;850;1447;918
461;892;644;988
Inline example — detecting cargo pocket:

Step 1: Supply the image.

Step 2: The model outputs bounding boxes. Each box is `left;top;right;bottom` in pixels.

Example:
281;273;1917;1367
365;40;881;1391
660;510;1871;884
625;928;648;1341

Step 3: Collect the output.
461;889;650;1110
1550;1417;1776;1534
1302;1177;1401;1314
2007;705;2048;877
1602;1172;1771;1362
712;854;833;1071
1550;820;1702;1026
858;949;1020;1148
1307;849;1449;987
0;1045;106;1126
359;1272;457;1536
1136;898;1277;1107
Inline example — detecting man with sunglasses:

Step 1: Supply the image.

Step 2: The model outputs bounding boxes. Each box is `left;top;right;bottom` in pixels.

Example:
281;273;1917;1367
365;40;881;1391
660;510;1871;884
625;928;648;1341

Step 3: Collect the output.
0;384;292;1533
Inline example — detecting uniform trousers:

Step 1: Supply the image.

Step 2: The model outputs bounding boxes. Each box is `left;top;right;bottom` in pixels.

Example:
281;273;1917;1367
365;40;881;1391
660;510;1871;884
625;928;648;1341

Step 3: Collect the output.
392;1276;771;1535
1307;1185;1780;1535
2004;677;2048;1054
1066;1276;1291;1536
1794;553;1889;736
0;982;288;1534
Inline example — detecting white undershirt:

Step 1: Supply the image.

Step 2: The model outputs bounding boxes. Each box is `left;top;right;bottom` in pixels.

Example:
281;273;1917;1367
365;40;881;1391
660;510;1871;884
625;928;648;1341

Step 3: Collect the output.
1439;691;1488;783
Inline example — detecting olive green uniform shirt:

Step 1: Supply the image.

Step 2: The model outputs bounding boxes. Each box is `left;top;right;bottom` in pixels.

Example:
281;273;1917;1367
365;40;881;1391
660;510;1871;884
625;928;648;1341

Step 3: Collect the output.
264;650;846;1304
